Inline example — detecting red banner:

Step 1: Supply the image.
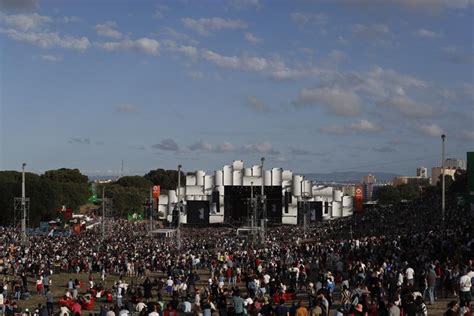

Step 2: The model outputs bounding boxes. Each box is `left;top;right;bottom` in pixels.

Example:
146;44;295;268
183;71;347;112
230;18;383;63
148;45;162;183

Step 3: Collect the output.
152;185;160;209
355;185;364;213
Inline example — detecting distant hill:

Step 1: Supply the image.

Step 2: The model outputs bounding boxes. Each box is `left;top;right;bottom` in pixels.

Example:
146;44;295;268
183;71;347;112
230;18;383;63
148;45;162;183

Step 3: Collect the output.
304;171;399;183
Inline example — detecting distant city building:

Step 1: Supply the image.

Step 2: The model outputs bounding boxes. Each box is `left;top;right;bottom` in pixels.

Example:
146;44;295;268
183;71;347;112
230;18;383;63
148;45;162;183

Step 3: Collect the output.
362;174;376;184
431;167;457;185
362;174;376;201
392;176;430;187
416;166;428;178
445;158;466;170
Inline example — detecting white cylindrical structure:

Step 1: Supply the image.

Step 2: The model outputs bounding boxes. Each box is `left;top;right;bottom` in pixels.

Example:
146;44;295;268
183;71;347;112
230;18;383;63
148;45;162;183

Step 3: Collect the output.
244;168;252;177
233;170;243;186
292;175;303;197
282;170;293;181
217;185;225;196
332;201;342;218
342;196;353;217
252;165;262;177
302;180;312;195
196;170;205;186
271;168;283;186
215;170;223;186
168;190;178;205
333;189;343;202
233;160;244;171
264;170;272;186
204;175;214;190
223;165;233;186
186;174;197;186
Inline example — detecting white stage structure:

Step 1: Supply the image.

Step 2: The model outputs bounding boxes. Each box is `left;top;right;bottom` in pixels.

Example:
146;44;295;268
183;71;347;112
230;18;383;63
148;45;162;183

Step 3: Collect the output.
164;160;353;225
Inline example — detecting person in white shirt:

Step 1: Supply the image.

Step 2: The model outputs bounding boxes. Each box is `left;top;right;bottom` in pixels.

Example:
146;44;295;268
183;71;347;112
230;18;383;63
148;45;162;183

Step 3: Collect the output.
459;269;472;307
405;267;415;286
136;301;147;313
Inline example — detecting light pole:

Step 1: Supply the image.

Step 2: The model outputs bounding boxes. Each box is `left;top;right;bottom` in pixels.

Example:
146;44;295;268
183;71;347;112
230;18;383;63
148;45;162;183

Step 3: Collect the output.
21;163;27;244
260;157;266;241
441;134;446;226
176;164;182;250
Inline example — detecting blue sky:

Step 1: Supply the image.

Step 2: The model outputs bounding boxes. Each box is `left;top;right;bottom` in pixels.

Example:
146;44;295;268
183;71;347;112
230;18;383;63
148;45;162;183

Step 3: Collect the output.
0;0;473;176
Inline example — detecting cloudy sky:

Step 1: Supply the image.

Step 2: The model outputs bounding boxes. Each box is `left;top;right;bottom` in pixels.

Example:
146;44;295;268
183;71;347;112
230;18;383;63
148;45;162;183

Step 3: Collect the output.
0;0;473;176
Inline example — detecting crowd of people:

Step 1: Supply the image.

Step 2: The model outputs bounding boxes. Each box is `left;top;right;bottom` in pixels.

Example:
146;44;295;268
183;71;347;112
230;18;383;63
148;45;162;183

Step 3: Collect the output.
0;195;472;316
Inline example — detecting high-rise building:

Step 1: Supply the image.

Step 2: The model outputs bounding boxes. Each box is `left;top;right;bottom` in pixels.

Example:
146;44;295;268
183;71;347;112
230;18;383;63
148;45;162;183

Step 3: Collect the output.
431;167;457;185
416;166;428;178
362;174;376;184
362;174;376;201
445;158;466;170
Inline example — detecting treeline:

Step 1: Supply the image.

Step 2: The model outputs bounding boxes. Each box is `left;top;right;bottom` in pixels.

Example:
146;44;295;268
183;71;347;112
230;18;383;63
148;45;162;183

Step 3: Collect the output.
0;169;89;226
0;168;186;226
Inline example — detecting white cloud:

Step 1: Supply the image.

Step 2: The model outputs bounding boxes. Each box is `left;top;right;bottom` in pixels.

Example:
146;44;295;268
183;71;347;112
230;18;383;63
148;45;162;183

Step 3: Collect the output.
58;16;82;23
379;96;435;117
243;142;280;155
0;12;50;30
96;37;160;55
0;28;90;50
418;123;443;137
290;12;328;26
414;28;440;38
95;21;122;39
182;17;247;35
116;104;138;113
216;142;235;153
294;86;361;116
349;119;382;132
319;119;382;135
201;49;240;68
198;49;316;80
151;139;180;152
40;54;62;62
244;32;262;44
189;140;213;151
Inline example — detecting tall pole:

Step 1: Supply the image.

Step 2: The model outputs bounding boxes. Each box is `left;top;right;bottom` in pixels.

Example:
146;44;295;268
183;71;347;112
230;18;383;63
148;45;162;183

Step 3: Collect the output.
21;163;27;244
301;177;306;235
251;182;255;244
149;187;153;232
177;164;182;250
260;157;266;239
441;134;446;226
101;186;105;240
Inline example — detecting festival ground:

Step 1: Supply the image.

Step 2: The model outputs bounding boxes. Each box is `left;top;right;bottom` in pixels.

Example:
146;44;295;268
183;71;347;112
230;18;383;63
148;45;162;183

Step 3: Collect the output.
11;271;453;315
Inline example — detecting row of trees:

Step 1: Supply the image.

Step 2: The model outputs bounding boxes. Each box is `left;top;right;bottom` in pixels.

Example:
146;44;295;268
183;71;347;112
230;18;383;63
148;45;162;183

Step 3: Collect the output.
0;168;186;226
0;169;89;226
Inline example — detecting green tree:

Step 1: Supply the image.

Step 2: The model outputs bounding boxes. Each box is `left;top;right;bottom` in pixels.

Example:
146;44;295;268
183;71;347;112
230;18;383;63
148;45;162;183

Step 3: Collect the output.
42;168;88;183
144;168;185;190
116;176;153;189
398;183;420;201
377;185;401;205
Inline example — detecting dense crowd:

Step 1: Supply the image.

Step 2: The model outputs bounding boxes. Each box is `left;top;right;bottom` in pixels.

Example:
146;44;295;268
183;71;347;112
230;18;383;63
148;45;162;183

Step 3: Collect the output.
0;196;472;316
